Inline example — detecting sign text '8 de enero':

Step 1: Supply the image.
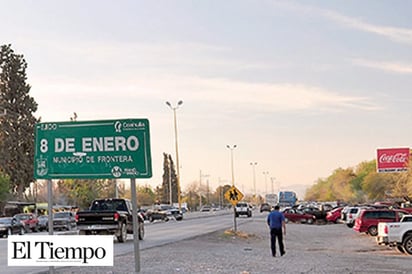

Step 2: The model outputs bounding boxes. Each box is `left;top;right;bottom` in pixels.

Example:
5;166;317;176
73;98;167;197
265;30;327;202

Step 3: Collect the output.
34;119;152;179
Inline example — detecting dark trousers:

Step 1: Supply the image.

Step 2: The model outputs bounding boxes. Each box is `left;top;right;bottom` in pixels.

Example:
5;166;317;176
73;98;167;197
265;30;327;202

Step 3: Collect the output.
270;228;285;256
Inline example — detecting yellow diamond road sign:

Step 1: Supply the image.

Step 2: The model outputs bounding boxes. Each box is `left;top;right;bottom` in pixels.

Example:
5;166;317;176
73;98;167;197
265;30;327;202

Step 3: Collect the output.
224;186;244;206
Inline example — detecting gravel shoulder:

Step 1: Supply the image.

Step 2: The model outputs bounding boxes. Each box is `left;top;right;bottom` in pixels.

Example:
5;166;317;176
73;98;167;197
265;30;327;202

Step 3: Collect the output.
45;215;412;274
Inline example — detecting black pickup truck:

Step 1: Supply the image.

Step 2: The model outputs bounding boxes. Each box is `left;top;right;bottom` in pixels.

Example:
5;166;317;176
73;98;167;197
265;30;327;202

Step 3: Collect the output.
75;198;144;242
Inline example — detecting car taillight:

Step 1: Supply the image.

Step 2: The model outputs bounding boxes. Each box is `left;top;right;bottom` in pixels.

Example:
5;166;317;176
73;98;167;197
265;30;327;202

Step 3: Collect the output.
349;214;352;219
384;225;388;234
75;214;79;222
114;212;120;222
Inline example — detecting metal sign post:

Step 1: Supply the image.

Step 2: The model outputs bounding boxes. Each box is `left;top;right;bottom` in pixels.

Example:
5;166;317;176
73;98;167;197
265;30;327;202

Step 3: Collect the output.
130;178;140;272
47;179;55;274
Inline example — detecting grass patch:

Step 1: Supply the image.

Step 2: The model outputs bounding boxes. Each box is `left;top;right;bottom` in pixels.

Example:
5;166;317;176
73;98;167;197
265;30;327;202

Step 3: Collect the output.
223;229;254;239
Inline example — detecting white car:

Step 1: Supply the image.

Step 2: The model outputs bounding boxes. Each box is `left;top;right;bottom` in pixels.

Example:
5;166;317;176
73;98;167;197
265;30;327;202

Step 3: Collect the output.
346;206;370;228
235;202;252;218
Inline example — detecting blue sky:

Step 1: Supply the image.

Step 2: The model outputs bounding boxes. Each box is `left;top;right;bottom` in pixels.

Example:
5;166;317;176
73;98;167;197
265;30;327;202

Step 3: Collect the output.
2;1;412;199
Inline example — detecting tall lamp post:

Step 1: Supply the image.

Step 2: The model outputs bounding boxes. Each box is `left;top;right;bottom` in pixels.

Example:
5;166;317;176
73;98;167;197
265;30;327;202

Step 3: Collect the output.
166;100;183;209
226;145;237;186
270;177;276;194
263;171;269;195
250;162;258;199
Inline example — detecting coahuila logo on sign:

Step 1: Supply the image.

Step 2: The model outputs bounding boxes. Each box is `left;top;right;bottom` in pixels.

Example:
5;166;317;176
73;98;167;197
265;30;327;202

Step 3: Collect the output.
377;147;410;173
8;235;113;266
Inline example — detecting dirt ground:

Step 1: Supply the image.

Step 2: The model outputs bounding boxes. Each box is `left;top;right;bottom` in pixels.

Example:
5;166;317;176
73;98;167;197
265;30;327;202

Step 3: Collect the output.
44;216;412;274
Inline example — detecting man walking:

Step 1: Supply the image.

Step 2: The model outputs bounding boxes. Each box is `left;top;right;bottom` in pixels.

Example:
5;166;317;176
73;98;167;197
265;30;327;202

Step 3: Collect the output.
267;205;286;257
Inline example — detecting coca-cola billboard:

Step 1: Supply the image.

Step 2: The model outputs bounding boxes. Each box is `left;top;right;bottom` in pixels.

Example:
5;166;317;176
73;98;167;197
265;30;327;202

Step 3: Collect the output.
377;148;410;173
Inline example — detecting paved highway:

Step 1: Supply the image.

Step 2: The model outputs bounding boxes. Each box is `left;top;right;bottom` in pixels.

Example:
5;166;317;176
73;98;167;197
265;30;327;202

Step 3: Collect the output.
0;209;252;274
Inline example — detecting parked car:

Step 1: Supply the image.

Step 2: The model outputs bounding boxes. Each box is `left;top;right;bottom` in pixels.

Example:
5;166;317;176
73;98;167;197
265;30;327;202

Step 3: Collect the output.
345;206;370;228
14;213;39;232
326;207;343;223
235;202;252;218
282;208;316;224
53;211;77;231
0;217;25;237
37;215;48;231
341;206;350;221
353;209;409;236
260;203;272;213
301;207;326;220
376;215;412;254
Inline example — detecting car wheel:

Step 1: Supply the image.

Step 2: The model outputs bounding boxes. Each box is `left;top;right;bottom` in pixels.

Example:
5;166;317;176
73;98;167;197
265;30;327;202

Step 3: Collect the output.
117;223;127;243
402;235;412;255
138;222;145;240
346;223;354;228
368;226;378;237
19;227;25;235
7;228;12;236
396;244;405;254
149;216;154;223
307;218;314;224
164;216;169;222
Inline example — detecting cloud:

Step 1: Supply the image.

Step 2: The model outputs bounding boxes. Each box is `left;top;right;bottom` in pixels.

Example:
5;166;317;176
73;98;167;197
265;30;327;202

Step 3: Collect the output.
351;58;412;74
275;2;412;45
322;11;412;45
32;72;380;123
25;36;380;121
159;76;380;112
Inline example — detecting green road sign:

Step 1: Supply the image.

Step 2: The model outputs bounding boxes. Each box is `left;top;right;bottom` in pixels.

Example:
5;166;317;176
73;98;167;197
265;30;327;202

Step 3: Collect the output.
34;119;152;179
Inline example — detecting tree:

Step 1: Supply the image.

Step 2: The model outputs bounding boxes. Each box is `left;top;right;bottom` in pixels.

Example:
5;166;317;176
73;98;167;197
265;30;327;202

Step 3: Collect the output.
161;153;178;204
56;179;108;209
0;172;11;202
0;44;38;199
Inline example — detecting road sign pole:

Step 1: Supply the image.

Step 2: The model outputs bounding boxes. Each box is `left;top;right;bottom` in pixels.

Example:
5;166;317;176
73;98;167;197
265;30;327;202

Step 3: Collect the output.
233;206;237;232
224;186;244;232
47;179;55;274
131;178;140;273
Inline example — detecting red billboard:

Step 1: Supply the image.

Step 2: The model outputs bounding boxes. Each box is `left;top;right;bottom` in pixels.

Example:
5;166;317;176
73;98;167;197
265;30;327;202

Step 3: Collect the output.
377;148;410;173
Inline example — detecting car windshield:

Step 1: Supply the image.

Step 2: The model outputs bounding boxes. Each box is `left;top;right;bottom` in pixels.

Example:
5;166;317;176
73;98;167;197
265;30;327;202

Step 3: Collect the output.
16;214;29;220
159;205;172;210
54;212;70;218
0;218;12;224
91;200;126;211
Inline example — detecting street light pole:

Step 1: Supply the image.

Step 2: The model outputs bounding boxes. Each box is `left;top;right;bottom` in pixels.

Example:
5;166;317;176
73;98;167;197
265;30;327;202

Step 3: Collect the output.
270;177;276;194
263;171;269;195
250;162;258;198
166;100;183;209
226;145;237;186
